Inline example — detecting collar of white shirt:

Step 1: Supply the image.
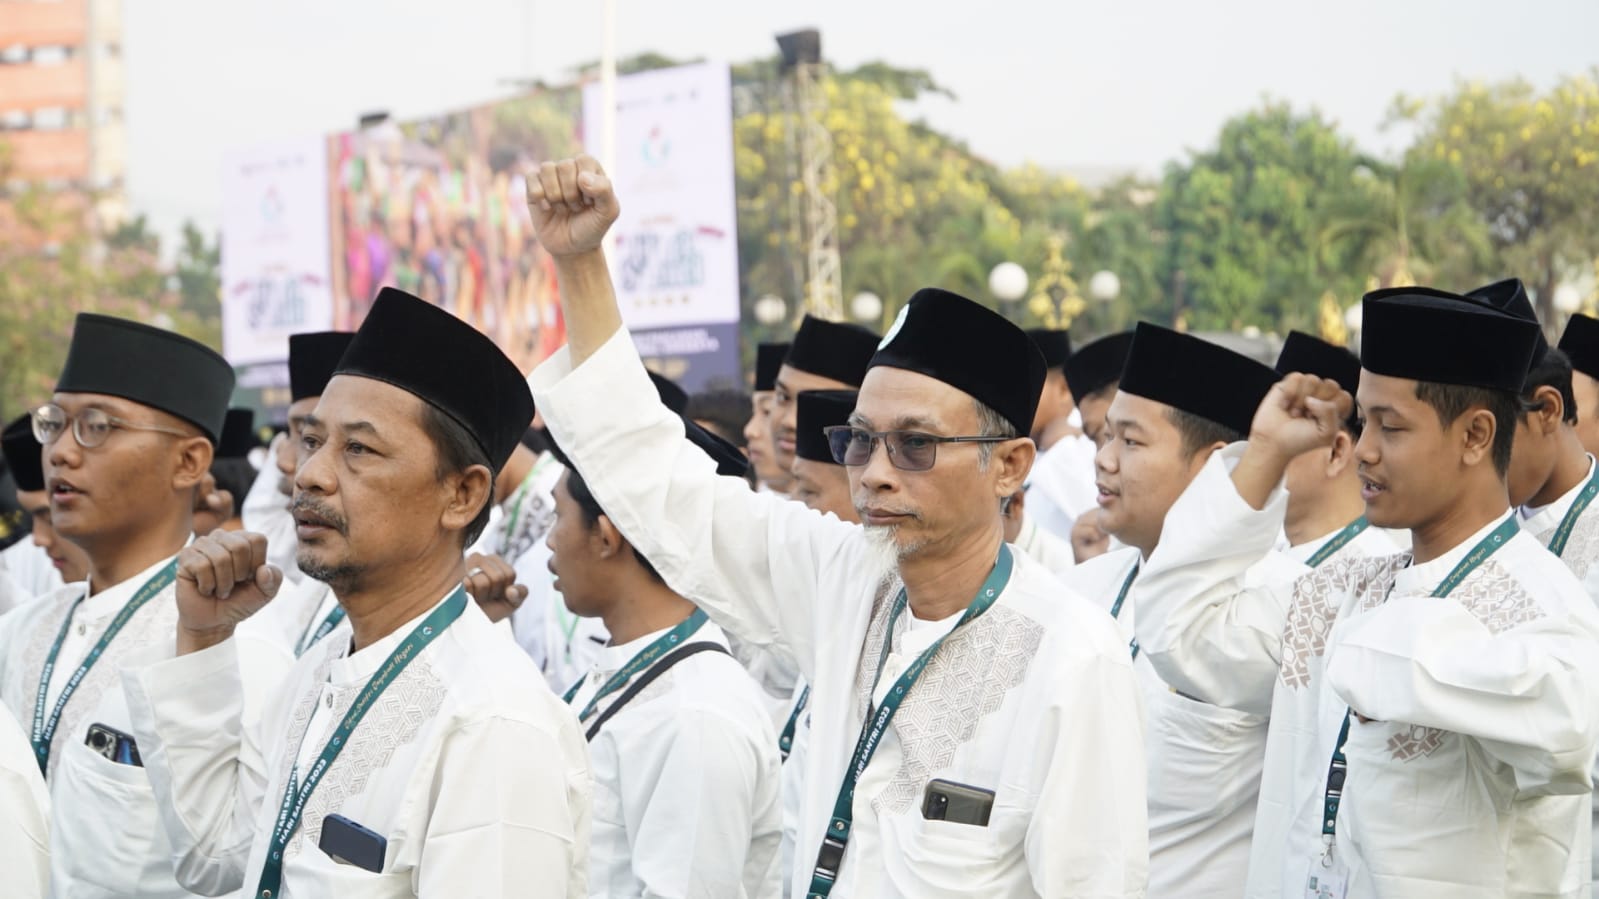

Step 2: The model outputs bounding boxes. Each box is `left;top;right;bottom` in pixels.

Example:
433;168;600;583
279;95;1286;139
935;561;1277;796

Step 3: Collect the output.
1391;511;1516;596
77;549;184;623
326;588;461;687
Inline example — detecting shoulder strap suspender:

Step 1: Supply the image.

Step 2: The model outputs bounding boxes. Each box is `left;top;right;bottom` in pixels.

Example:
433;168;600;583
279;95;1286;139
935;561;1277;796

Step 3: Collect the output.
584;641;731;742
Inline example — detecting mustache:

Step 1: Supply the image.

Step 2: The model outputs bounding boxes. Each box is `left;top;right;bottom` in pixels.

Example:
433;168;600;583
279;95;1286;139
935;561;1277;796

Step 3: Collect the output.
291;495;350;535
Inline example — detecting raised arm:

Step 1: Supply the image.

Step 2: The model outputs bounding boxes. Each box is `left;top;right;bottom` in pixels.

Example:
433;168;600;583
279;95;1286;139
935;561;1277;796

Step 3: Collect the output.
121;531;284;895
1134;375;1348;714
526;157;859;681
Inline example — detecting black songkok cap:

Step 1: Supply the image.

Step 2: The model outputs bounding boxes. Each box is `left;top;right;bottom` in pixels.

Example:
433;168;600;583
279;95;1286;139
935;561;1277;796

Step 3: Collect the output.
1275;331;1360;397
1025;328;1073;370
1559;314;1599;382
1063;331;1135;406
784;316;879;387
795;390;857;465
755;343;790;393
1120;323;1280;436
685;418;751;479
217;408;258;459
1360;287;1539;392
56;313;235;443
1465;278;1547;366
335;287;534;469
2;414;44;492
868;288;1047;436
648;372;689;415
288;332;355;402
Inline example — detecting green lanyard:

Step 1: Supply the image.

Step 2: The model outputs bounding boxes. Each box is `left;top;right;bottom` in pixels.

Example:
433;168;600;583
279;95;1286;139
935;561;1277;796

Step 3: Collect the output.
1305;517;1370;569
1320;515;1518;851
1108;562;1141;660
562;609;708;722
295;603;347;658
807;546;1014;898
32;560;177;777
254;587;468;899
780;684;811;759
1546;468;1599;558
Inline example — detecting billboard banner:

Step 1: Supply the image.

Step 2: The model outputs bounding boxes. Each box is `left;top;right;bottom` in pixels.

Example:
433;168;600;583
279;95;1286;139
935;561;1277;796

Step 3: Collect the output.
220;137;333;365
584;62;742;388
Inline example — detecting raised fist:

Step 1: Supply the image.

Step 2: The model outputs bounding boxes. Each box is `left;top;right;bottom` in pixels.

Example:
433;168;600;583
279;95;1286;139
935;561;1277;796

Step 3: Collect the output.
175;530;281;653
1247;373;1353;463
525;155;620;257
464;552;528;625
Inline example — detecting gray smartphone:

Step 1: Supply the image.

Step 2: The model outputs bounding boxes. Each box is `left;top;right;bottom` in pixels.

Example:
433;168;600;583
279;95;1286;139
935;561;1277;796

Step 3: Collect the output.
320;814;387;873
921;778;995;826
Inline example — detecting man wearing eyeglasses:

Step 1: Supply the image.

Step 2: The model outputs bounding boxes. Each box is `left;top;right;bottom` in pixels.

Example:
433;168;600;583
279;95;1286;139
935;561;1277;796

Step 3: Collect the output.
524;156;1148;897
0;314;289;898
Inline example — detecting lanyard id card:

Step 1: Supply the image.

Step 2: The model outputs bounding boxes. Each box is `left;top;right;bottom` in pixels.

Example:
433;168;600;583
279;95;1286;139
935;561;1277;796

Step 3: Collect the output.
1304;860;1349;899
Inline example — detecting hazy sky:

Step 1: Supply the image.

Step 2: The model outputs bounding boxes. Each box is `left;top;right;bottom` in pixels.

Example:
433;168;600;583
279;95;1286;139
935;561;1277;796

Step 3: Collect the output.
124;0;1599;248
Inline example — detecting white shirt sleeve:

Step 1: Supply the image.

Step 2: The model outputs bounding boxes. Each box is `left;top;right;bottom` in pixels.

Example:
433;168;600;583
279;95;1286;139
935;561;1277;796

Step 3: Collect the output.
120;638;267;895
0;702;50;899
1130;444;1295;715
1325;592;1599;790
1026;650;1150;897
530;329;861;683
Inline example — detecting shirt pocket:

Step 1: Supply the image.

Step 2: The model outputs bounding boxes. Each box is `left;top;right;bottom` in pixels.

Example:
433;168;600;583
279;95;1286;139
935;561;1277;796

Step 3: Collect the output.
1145;686;1269;827
53;738;163;891
885;804;1022;897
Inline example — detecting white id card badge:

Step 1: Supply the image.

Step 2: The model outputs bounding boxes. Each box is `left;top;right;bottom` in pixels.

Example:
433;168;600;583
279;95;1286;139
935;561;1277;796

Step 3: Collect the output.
1304;860;1348;899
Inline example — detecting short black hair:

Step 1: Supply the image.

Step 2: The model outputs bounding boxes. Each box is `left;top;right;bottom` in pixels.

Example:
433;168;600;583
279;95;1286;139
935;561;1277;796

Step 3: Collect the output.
417;403;496;547
563;468;665;585
209;457;258;513
1413;381;1522;476
1165;407;1244;459
1521;348;1578;425
1082;382;1118;405
684;389;752;450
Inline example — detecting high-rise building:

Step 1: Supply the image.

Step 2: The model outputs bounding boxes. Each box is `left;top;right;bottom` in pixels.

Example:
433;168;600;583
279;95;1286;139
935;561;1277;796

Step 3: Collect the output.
0;0;127;234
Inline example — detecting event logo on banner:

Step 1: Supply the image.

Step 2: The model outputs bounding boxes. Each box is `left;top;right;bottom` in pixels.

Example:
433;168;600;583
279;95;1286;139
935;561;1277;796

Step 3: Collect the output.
584;62;741;390
221;137;334;366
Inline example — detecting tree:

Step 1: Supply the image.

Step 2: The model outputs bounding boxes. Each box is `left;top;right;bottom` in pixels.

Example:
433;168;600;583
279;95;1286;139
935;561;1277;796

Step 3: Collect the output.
1155;102;1375;332
175;221;223;317
1390;70;1599;320
1317;154;1493;294
0;144;224;417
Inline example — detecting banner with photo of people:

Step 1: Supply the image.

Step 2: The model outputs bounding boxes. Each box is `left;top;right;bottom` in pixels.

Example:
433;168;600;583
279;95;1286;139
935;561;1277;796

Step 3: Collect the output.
312;62;741;389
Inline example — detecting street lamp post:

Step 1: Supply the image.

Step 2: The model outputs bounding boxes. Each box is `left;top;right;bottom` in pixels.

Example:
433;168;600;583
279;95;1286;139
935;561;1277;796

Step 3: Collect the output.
851;291;883;327
754;294;789;328
989;262;1029;321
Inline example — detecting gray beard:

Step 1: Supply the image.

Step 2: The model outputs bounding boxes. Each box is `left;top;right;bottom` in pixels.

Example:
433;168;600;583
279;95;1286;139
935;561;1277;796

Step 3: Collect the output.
297;552;366;596
861;524;920;590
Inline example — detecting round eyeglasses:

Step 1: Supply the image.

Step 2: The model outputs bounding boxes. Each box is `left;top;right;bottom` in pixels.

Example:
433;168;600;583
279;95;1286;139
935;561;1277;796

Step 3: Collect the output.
31;403;191;449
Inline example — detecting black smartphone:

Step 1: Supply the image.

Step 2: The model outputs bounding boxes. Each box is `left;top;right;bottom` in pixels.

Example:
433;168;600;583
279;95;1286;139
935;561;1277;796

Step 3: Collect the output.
921;778;995;827
85;723;142;767
320;814;387;873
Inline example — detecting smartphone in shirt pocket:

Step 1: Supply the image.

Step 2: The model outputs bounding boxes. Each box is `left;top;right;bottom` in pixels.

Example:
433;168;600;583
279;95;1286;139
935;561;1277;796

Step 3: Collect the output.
320;814;388;873
921;778;995;827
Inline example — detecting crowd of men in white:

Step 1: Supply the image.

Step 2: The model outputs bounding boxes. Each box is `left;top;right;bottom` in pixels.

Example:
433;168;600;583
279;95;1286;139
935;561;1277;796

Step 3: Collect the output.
4;154;1599;898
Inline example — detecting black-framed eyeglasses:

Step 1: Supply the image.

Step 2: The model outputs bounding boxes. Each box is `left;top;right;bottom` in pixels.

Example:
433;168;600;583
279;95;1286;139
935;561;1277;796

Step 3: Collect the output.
822;425;1011;472
31;403;190;450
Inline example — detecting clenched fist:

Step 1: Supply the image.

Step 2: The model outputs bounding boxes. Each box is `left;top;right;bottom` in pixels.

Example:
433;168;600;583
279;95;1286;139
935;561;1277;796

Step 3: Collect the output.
525;155;620;257
175;530;282;654
463;553;529;625
1247;373;1353;463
